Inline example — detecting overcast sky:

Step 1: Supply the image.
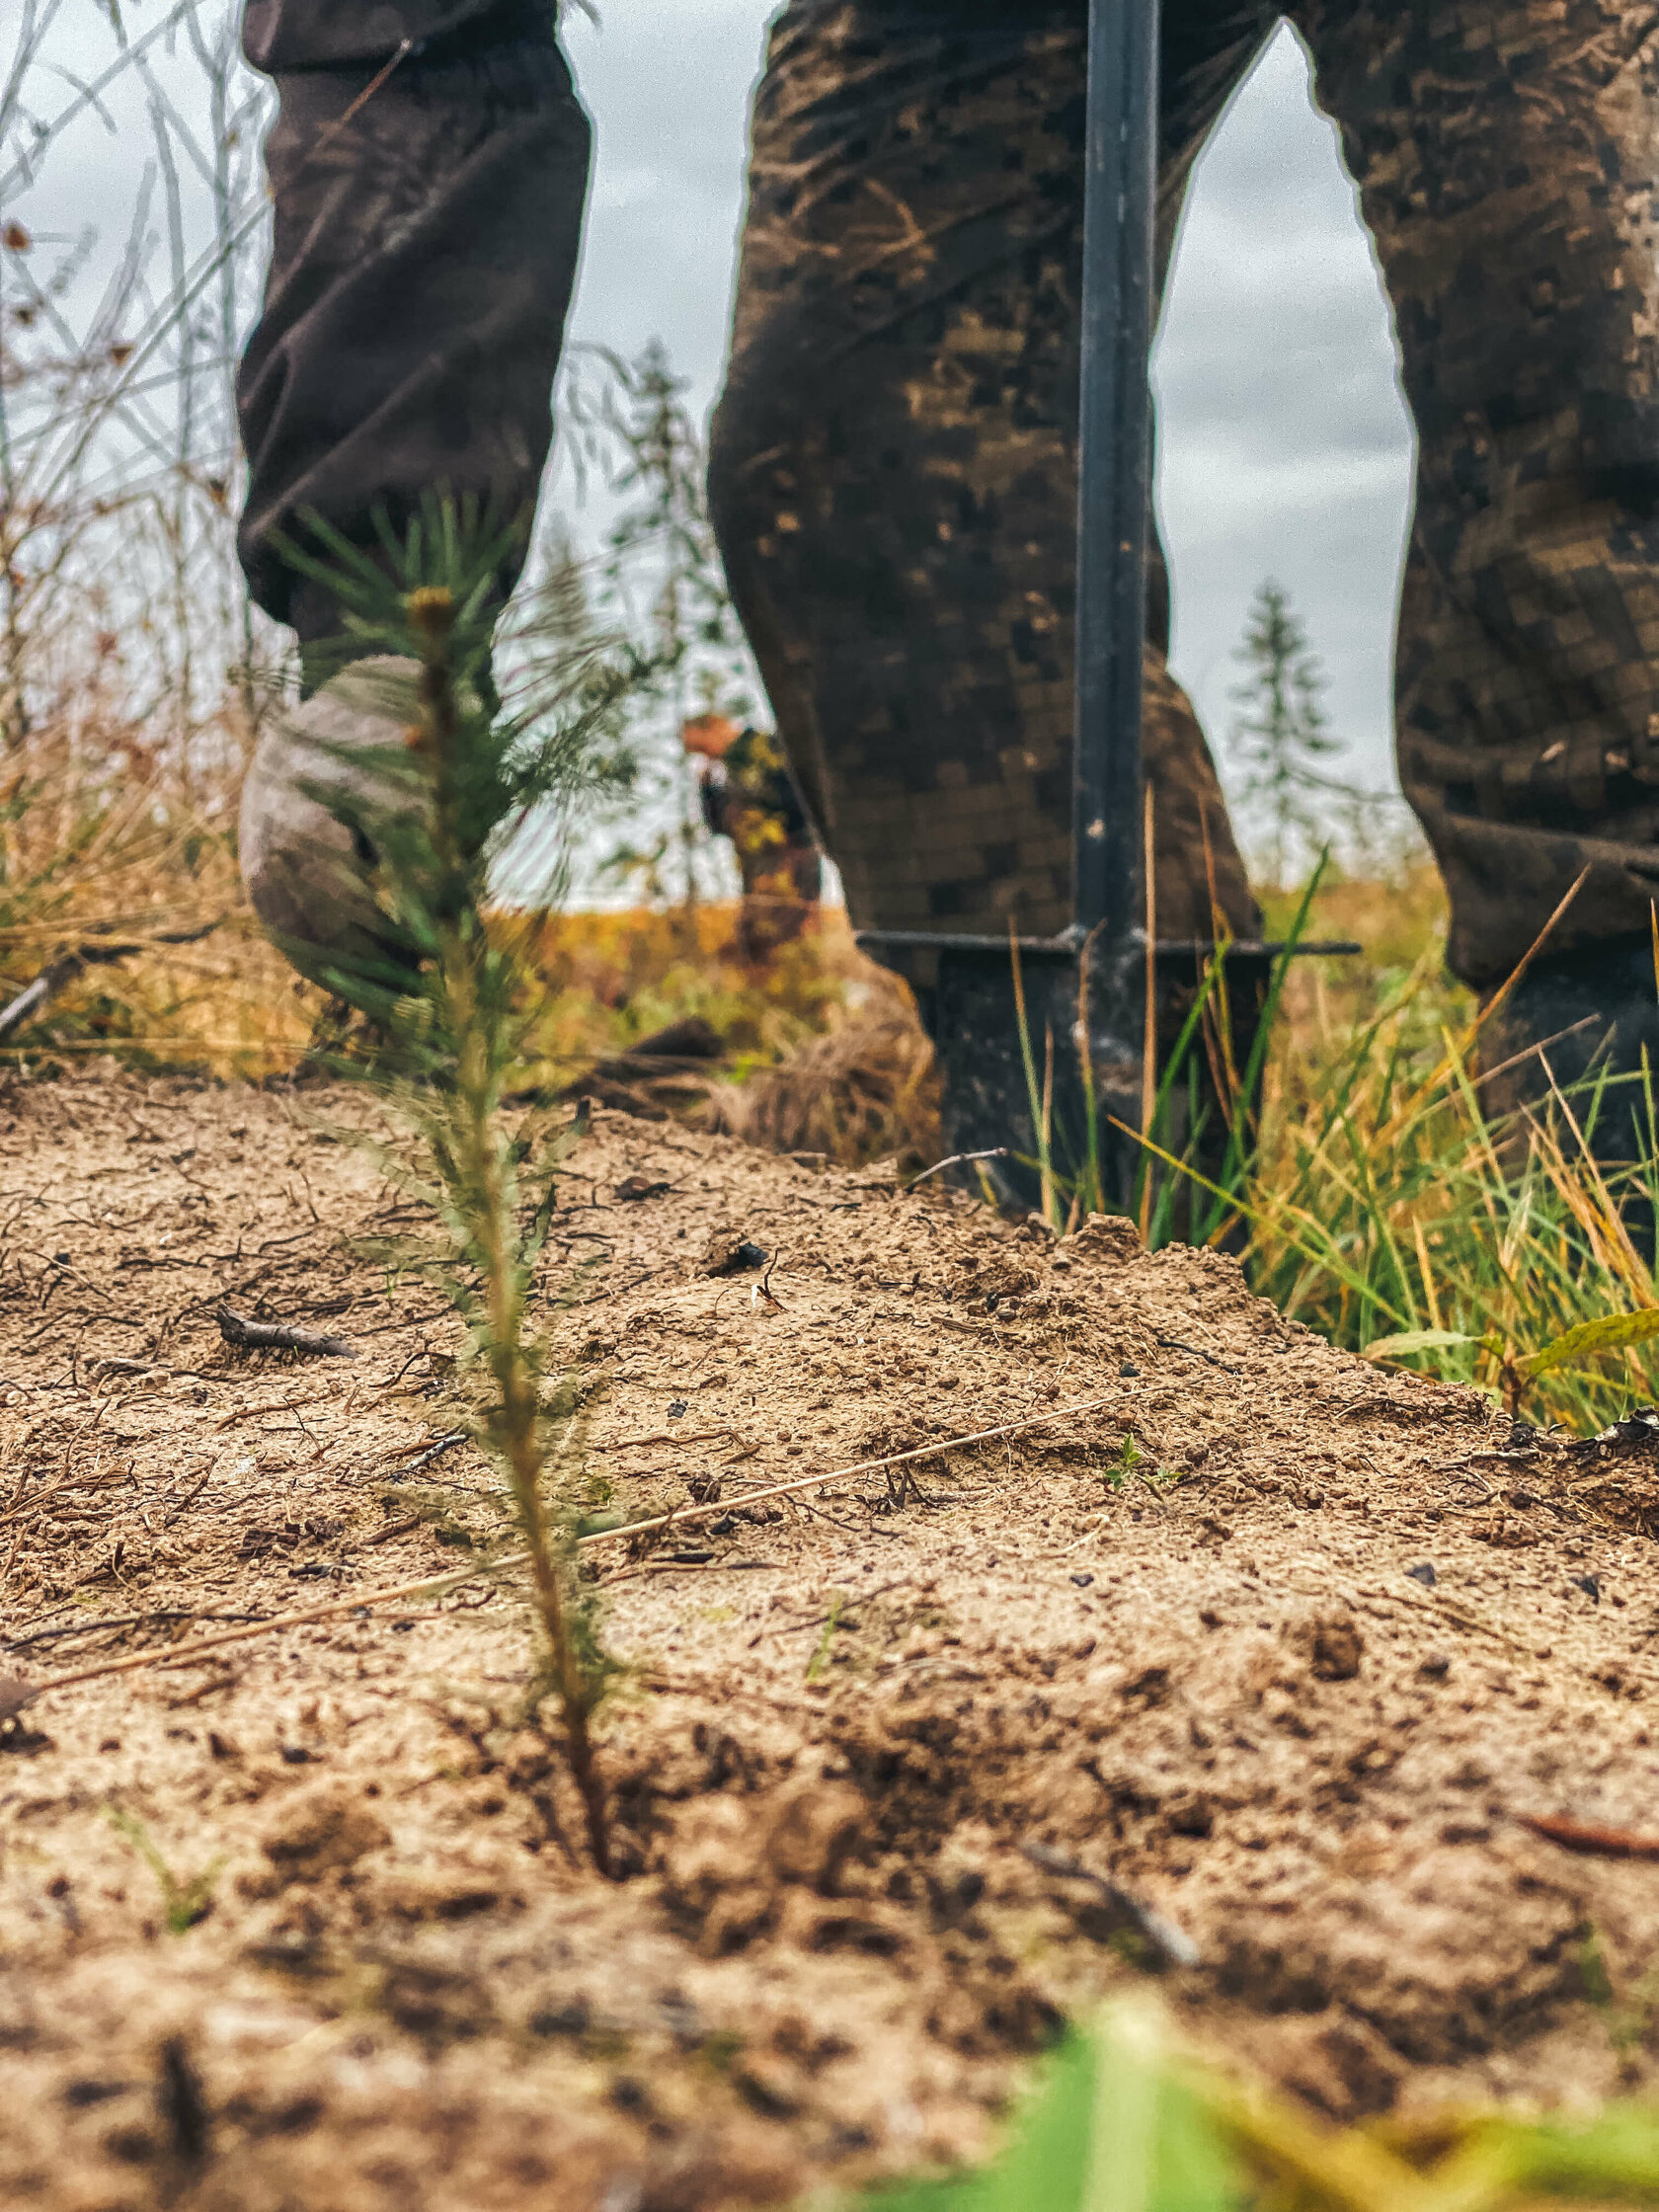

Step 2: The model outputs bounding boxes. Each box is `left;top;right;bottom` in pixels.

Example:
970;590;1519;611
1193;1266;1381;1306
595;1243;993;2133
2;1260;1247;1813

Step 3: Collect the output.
11;2;1418;813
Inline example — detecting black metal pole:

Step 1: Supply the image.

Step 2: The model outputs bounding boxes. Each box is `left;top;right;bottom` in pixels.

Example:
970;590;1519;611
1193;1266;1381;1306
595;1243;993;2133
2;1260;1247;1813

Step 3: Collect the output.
857;2;1353;1208
1073;0;1159;954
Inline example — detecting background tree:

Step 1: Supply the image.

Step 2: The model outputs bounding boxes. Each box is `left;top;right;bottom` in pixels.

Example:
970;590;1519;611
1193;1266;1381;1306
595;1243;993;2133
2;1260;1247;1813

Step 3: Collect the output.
1226;577;1344;887
560;340;757;916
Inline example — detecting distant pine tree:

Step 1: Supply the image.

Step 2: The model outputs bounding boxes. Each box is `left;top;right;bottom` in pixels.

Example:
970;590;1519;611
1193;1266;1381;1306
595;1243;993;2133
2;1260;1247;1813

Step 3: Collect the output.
1227;579;1344;888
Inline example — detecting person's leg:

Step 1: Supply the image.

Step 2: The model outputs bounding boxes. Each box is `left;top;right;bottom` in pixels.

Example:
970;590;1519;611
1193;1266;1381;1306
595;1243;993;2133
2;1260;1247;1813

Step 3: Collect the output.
1304;2;1659;1146
731;827;822;963
237;0;590;659
235;0;590;974
709;0;1277;1180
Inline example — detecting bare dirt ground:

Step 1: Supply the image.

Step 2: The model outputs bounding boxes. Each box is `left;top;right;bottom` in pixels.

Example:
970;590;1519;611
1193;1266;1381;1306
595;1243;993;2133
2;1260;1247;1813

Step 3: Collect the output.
5;1070;1659;2212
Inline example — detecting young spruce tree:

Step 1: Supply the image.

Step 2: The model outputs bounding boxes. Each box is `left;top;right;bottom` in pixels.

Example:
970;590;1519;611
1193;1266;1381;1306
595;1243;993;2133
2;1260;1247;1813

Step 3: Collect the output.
1226;578;1344;888
277;501;644;1872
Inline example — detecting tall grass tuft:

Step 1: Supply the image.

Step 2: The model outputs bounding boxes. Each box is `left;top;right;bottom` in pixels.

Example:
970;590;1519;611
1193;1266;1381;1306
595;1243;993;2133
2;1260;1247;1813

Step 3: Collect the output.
1239;925;1659;1434
1005;860;1659;1435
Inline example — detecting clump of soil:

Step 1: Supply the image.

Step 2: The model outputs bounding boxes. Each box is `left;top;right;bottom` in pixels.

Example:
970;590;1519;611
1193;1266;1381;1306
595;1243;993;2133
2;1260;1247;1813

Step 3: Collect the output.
3;1070;1659;2211
699;986;938;1166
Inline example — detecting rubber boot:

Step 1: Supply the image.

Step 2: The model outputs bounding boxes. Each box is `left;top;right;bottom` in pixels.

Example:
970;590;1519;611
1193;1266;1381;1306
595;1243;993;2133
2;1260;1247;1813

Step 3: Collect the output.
1478;936;1659;1174
925;945;1266;1234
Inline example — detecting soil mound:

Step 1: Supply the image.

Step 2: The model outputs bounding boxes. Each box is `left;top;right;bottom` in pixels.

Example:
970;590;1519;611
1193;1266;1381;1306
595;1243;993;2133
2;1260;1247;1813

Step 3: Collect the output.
2;1072;1657;2211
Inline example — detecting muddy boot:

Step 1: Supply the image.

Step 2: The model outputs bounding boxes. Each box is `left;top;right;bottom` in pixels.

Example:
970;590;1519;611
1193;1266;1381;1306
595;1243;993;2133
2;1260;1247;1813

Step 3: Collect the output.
928;948;1133;1214
927;947;1266;1231
1478;937;1659;1175
239;656;432;988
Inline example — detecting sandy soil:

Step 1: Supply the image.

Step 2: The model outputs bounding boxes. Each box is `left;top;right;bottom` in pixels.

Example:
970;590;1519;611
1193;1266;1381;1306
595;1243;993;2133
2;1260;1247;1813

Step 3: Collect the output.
4;1069;1659;2211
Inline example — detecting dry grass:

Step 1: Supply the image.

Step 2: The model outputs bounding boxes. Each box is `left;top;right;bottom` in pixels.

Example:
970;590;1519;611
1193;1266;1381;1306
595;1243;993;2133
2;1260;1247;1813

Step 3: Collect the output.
516;904;941;1166
0;709;317;1074
0;727;938;1166
699;965;938;1164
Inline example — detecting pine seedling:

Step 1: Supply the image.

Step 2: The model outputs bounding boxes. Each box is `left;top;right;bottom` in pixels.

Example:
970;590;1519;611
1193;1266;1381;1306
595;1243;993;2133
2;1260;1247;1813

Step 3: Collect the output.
274;500;647;1873
107;1807;223;1936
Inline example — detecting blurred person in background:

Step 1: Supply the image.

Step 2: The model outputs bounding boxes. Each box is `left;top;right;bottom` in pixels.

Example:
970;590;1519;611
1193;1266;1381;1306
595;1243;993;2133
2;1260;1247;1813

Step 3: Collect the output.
680;711;822;964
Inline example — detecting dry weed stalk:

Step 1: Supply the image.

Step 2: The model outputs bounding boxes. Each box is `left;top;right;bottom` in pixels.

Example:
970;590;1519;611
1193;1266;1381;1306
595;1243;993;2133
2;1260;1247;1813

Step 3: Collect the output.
0;702;315;1069
0;9;313;1066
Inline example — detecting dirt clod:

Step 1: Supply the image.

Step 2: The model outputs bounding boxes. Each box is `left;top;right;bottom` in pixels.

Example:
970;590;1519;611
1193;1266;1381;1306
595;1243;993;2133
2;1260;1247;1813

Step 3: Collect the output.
763;1777;865;1894
1307;1616;1365;1681
246;1780;390;1889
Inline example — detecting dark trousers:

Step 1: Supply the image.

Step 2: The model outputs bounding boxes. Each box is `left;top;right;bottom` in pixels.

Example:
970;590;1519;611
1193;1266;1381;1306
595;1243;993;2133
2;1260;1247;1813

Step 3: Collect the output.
240;1;1659;989
236;2;589;646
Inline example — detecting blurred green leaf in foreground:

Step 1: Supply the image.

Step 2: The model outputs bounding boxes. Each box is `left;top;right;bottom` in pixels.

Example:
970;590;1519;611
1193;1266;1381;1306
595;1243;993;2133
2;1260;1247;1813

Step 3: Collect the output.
854;2000;1659;2212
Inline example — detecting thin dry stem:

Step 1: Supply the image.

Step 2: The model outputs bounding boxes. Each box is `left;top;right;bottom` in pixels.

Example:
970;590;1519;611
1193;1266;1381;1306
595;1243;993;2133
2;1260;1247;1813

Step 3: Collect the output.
21;1393;1118;1703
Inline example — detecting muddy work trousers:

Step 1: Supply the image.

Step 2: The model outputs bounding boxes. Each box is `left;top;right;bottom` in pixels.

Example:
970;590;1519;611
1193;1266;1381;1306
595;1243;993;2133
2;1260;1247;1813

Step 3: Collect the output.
240;0;1659;992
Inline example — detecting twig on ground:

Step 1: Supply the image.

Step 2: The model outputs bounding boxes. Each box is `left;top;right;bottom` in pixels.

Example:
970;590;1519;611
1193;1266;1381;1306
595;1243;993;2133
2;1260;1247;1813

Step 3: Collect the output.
12;1563;488;1705
598;1557;779;1585
366;1516;426;1545
3;1608;269;1652
1018;1837;1201;1970
1514;1810;1659;1860
906;1146;1009;1190
213;1390;338;1431
1154;1335;1238;1374
589;1392;1116;1550
387;1429;467;1474
607;1429;732;1452
7;1394;1117;1707
216;1306;357;1359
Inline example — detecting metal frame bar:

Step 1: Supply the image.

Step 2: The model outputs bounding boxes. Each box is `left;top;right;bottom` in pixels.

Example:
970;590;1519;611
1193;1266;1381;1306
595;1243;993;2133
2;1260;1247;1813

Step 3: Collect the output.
1072;0;1161;954
855;929;1360;960
866;13;1357;942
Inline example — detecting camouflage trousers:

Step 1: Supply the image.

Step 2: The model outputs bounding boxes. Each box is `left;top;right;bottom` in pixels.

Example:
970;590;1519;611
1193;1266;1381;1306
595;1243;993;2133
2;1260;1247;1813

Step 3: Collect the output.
240;0;1659;990
714;0;1659;991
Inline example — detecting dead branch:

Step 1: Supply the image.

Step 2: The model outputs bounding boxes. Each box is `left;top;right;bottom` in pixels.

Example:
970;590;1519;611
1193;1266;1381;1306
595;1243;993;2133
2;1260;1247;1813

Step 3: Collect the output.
216;1306;357;1360
0;919;224;1043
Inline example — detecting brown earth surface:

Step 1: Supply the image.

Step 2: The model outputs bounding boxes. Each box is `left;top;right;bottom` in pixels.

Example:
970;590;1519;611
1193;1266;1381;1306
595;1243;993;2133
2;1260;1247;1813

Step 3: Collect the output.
4;1070;1659;2211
